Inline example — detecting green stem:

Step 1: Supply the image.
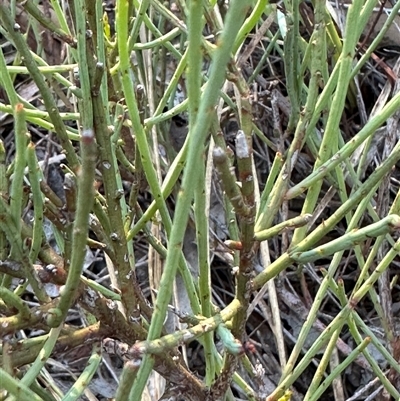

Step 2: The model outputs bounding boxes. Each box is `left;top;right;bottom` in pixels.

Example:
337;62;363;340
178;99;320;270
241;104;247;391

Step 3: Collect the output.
0;198;49;303
62;343;102;401
0;5;79;169
115;361;141;401
286;89;400;200
194;163;215;384
10;104;28;256
213;147;251;217
19;0;75;45
8;325;63;401
0;287;30;317
289;0;328;244
128;0;253;396
27;143;44;263
254;214;312;241
130;299;240;356
291;215;400;263
46;0;97;327
303;327;342;401
283;0;300;132
308;338;371;401
0;369;43;401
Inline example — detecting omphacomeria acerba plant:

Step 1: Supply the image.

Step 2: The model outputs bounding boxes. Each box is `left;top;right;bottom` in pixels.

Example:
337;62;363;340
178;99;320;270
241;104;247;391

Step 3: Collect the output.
1;0;400;400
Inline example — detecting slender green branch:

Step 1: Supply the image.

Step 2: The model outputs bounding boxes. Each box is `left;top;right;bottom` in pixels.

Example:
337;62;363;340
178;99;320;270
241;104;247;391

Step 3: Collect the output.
303;327;342;401
254;214;312;241
115;360;141;401
0;5;79;169
92;66;142;317
0;369;44;401
233;0;269;54
129;0;253;395
0;43;19;106
283;0;300;132
27;143;44;263
0;287;30;317
0;197;49;303
19;0;76;45
46;0;97;327
308;338;371;401
129;299;240;356
0;140;6;263
6;325;63;401
62;343;102;401
213;146;251;217
289;0;327;244
194;162;215;384
10;104;28;253
47;129;97;327
286;90;400;200
291;215;400;263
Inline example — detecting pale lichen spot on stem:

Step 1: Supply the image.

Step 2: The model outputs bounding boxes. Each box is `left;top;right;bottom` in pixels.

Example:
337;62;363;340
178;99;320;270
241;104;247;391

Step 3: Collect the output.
115;189;124;200
290;149;299;167
236;130;249;159
81;128;95;144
